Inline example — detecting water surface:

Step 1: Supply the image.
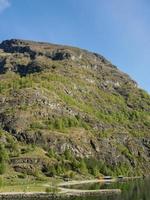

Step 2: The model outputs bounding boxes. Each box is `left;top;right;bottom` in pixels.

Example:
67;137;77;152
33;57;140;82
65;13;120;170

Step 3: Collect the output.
65;177;150;200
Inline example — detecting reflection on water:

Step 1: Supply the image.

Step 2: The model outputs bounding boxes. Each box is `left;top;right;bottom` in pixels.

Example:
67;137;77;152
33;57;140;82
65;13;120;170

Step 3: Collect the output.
65;177;150;200
1;178;149;200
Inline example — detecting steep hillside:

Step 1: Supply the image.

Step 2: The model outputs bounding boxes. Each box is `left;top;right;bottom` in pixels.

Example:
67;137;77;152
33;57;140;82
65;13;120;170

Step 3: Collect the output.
0;39;149;181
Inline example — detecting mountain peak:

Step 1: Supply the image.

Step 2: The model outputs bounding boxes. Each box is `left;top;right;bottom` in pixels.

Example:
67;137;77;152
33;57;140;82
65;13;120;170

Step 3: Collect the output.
0;39;136;85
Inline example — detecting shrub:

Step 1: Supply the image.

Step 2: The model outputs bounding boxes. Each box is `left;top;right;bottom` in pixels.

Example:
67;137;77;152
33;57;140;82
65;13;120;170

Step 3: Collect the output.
48;148;56;158
79;159;88;174
47;166;57;177
91;166;100;177
0;144;9;174
0;162;6;174
64;149;73;160
17;173;27;179
45;186;59;193
0;177;3;187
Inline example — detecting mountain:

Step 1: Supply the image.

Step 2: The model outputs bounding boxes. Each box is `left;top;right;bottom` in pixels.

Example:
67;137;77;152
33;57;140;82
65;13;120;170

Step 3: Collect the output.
0;39;149;181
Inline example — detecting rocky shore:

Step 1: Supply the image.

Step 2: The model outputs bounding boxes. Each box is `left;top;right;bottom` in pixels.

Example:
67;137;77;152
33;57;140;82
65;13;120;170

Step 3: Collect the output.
0;189;121;200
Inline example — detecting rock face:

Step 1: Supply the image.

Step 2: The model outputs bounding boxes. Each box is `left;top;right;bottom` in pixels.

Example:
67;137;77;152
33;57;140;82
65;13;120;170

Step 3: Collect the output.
0;39;150;178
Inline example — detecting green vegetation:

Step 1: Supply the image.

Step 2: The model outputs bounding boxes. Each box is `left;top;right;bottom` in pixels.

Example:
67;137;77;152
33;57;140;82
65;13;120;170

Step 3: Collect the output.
45;186;59;193
0;144;9;174
0;39;149;184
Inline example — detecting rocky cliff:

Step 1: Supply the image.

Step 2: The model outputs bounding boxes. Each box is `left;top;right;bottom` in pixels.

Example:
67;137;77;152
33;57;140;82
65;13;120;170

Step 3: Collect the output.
0;39;149;180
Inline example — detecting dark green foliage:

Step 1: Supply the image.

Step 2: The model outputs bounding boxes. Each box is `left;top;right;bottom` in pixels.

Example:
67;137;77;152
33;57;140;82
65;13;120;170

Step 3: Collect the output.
47;165;57;177
0;162;6;175
17;173;27;179
91;165;100;177
45;185;59;193
64;149;73;160
47;148;56;158
0;177;3;187
44;116;90;132
0;144;9;174
79;159;88;174
85;158;113;176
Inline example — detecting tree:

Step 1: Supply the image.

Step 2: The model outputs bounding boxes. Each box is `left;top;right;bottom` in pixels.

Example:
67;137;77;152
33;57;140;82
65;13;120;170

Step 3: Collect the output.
48;165;56;177
91;165;99;177
0;144;9;174
48;148;55;158
64;148;73;160
79;159;88;174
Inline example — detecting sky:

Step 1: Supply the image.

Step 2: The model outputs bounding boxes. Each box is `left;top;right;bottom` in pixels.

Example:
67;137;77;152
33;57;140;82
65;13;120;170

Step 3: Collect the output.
0;0;150;93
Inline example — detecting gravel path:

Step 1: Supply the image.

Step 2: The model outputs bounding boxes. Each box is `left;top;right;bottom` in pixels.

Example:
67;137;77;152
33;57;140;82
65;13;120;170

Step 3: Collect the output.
58;178;116;186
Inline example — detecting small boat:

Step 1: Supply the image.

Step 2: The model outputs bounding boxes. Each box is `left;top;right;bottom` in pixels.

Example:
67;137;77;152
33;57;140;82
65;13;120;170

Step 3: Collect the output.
104;176;112;180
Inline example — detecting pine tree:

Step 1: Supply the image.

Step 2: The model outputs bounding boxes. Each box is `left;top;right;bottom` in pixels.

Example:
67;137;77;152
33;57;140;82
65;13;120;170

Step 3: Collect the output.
0;144;9;174
79;159;88;174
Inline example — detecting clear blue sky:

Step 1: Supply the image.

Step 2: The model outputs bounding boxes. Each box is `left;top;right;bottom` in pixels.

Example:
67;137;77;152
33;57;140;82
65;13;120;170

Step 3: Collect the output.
0;0;150;92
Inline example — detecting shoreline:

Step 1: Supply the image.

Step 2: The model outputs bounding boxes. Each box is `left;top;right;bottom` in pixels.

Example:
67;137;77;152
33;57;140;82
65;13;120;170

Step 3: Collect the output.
0;189;121;200
0;176;142;199
58;187;121;196
58;176;142;186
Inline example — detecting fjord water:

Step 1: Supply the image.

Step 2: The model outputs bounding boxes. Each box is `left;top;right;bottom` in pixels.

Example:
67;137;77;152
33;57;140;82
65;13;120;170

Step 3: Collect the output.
66;178;150;200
